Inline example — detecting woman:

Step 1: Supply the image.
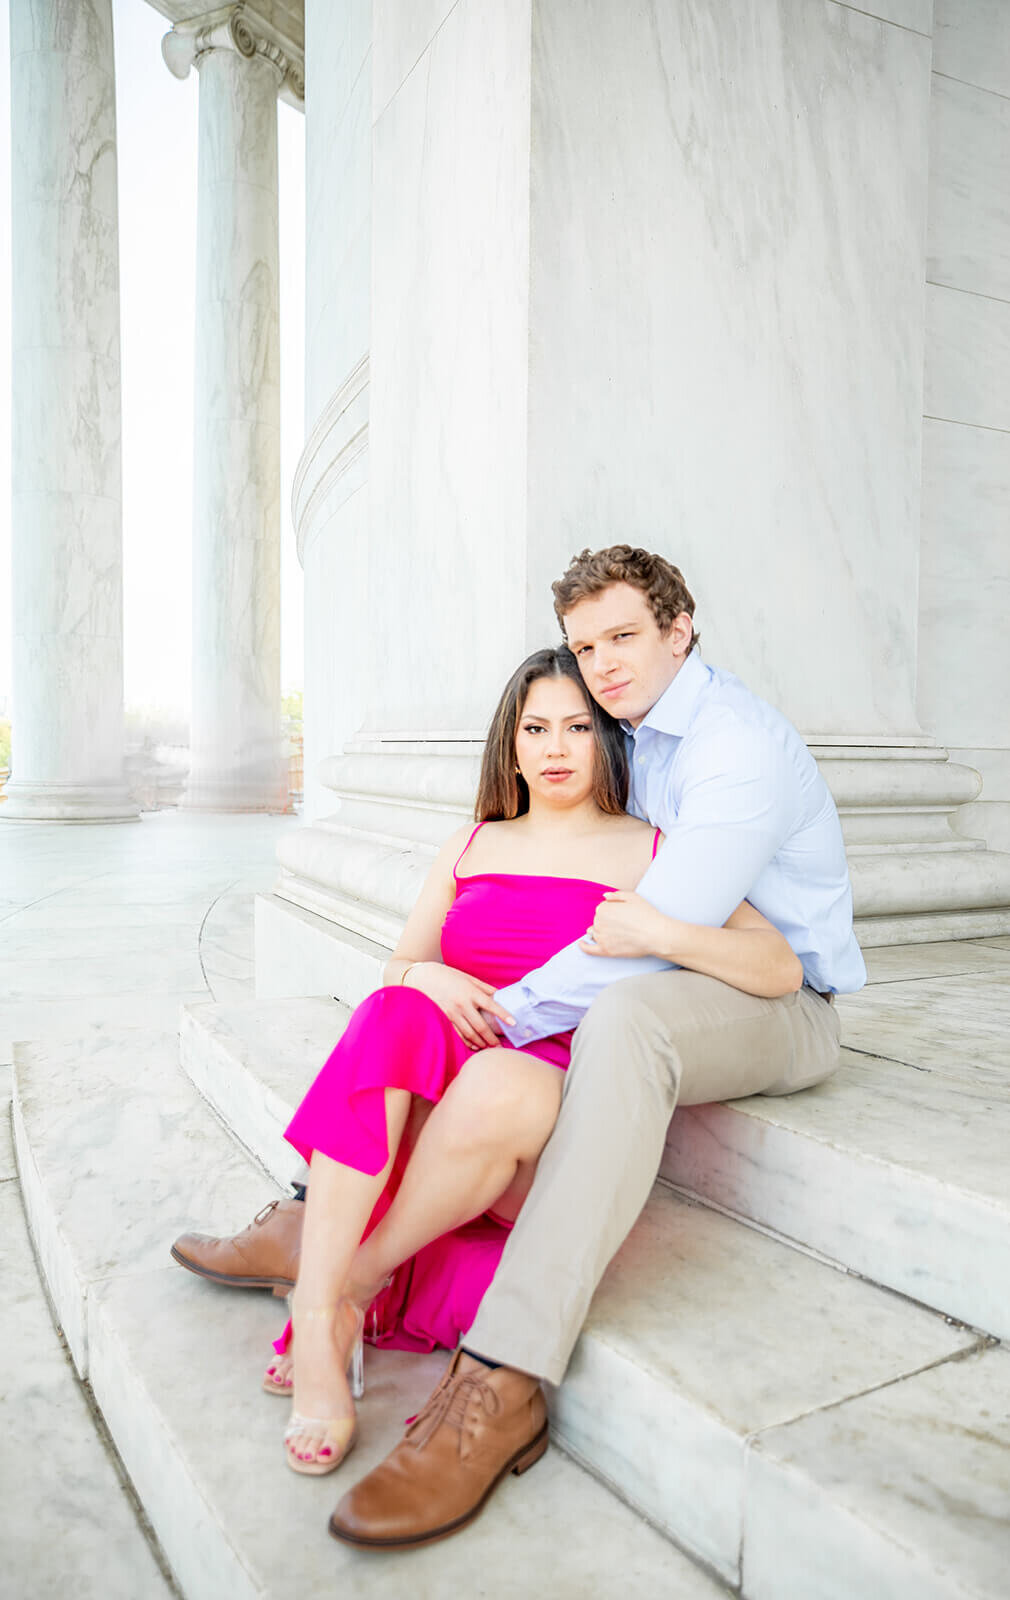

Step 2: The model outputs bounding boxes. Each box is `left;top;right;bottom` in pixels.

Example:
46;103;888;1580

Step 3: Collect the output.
271;647;801;1475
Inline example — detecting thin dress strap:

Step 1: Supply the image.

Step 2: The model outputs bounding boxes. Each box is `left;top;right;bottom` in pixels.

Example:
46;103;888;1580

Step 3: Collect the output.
651;827;662;860
453;820;486;880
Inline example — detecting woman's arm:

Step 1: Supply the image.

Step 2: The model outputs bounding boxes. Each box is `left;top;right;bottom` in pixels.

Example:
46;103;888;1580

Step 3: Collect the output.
382;826;516;1048
582;893;803;999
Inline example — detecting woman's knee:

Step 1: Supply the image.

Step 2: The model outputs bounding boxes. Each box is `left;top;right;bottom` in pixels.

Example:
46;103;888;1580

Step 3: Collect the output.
440;1049;560;1147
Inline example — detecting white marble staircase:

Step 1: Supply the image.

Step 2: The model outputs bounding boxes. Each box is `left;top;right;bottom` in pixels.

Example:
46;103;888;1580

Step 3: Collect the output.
11;940;1010;1599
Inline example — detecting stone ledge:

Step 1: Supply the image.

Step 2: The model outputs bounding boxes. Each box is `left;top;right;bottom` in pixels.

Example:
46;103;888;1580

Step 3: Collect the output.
742;1345;1010;1600
13;1025;725;1598
177;996;990;1586
663;963;1010;1339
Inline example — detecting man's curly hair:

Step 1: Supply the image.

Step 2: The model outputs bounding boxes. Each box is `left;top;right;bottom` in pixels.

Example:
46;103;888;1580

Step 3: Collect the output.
552;545;699;652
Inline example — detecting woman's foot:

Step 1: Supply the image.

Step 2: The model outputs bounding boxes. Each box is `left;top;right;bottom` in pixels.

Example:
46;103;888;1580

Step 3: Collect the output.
284;1300;362;1476
263;1347;293;1395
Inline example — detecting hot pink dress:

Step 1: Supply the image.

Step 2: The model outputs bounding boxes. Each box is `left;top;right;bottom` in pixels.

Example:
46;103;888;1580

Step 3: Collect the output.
278;822;658;1354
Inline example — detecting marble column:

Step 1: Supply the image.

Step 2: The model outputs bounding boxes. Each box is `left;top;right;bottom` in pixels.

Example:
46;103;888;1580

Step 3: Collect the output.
3;0;137;822
164;10;296;812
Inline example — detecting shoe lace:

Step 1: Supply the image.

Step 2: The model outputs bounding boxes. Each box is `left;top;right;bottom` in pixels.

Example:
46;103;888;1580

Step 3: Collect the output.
253;1200;280;1226
407;1370;503;1452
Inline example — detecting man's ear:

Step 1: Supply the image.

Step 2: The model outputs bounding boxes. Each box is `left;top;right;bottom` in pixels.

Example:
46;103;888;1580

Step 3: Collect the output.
667;612;694;659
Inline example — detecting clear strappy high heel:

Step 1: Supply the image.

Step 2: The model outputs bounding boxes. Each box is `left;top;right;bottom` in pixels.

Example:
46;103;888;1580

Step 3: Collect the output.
264;1273;392;1397
283;1300;364;1477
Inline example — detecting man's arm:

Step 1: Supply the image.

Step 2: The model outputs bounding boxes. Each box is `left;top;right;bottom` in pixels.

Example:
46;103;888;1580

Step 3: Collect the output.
497;722;800;1044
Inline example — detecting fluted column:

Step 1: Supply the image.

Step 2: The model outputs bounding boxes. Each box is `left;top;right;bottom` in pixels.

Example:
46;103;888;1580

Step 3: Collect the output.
165;8;300;811
3;0;137;822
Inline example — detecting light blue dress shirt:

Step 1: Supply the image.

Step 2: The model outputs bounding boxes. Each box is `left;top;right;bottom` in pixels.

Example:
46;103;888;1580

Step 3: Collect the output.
497;649;866;1044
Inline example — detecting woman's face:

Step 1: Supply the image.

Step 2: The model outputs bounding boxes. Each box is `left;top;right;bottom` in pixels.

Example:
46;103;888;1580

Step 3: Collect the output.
514;675;597;809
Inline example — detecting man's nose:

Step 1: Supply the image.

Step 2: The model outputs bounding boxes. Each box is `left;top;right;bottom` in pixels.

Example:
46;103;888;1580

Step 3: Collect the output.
595;648;618;677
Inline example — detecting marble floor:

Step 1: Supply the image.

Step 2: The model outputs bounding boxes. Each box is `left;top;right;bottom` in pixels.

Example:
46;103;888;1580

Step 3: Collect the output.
0;811;299;1059
2;813;1010;1596
0;811;300;1595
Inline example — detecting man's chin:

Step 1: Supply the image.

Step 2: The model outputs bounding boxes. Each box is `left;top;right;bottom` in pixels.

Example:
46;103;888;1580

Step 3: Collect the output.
596;689;643;722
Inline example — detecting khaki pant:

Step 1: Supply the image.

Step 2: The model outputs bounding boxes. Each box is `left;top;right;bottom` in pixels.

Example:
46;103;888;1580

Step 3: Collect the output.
466;971;841;1384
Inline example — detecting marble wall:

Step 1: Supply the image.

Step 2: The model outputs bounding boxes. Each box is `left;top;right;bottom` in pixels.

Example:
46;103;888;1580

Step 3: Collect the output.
299;0;372;818
526;0;932;739
356;0;938;739
367;0;533;731
918;1;1010;846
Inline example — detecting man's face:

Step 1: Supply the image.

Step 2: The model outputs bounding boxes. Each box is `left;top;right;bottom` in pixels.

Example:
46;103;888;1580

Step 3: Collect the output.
562;582;693;727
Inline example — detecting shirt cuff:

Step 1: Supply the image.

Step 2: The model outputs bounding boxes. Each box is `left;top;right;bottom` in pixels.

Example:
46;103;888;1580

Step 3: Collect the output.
495;981;576;1047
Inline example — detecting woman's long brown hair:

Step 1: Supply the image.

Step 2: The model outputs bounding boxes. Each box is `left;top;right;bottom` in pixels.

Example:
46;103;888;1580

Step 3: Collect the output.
475;647;629;822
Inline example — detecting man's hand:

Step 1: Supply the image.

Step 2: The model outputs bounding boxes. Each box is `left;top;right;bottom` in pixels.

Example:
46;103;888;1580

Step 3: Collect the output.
404;963;515;1050
580;891;676;961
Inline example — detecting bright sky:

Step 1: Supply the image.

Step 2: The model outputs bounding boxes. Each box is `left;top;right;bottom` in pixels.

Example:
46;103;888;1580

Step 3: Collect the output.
0;0;306;722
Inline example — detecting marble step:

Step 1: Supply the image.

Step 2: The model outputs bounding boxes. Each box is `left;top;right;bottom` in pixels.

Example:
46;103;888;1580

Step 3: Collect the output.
662;955;1010;1342
182;980;1010;1343
0;1071;173;1600
176;1000;1008;1592
10;1026;726;1600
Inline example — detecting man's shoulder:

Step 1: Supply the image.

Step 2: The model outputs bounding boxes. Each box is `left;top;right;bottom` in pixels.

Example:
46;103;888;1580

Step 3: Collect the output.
683;666;817;783
694;665;808;746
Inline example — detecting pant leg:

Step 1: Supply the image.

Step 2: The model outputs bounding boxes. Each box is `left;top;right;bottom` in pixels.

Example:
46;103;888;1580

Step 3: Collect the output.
465;973;840;1384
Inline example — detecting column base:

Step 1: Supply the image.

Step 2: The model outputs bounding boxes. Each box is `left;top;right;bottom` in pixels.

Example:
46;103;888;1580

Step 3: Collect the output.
179;768;290;814
0;780;140;823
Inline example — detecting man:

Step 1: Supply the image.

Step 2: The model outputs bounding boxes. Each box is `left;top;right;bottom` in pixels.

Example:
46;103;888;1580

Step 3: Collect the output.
173;545;864;1547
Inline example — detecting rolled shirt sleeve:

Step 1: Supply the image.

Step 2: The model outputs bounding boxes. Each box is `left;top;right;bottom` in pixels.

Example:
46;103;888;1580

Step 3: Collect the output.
496;720;800;1044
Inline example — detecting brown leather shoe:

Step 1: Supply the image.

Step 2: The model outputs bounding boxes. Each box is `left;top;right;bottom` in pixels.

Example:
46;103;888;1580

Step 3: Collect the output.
329;1351;548;1550
170;1197;303;1293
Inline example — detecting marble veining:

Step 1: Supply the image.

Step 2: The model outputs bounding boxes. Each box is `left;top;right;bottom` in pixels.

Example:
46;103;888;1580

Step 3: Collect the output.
0;1184;172;1599
5;0;135;822
925;283;1010;434
927;72;1010;302
553;1185;974;1581
90;1268;718;1600
183;43;284;812
743;1345;1010;1599
934;0;1010;104
526;0;930;738
919;419;1010;750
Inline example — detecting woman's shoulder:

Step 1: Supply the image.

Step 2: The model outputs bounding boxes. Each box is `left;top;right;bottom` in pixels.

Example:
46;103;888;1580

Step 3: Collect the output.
605;811;657;844
592;812;660;883
434;821;482;869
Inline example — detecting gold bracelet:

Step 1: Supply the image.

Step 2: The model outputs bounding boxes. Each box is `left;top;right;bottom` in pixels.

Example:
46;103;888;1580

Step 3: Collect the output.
399;961;418;985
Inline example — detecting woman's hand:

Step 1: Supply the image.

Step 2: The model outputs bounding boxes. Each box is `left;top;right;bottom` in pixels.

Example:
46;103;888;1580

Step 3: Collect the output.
404;963;516;1051
580;891;675;960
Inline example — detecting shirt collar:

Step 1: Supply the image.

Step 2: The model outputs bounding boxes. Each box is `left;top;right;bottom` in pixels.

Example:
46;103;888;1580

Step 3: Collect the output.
622;650;711;739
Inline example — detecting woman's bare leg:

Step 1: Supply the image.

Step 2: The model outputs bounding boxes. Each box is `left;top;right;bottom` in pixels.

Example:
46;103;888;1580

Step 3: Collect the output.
285;1086;411;1465
349;1049;563;1296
